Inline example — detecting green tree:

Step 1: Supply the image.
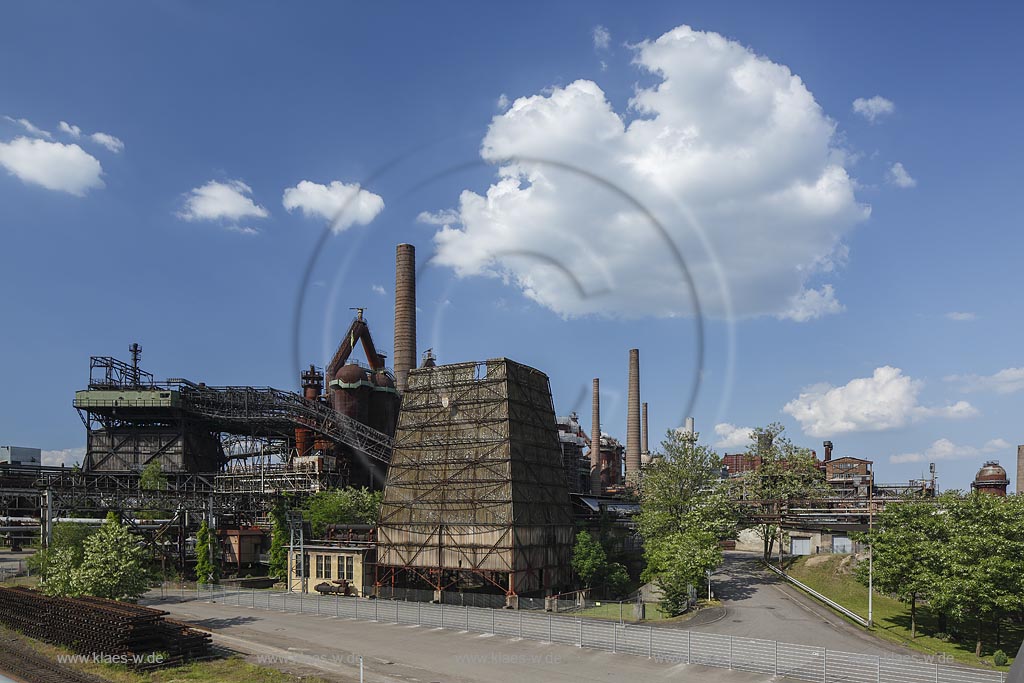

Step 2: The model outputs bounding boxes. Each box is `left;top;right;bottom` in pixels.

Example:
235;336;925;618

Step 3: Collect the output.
739;423;828;560
571;530;631;597
572;530;608;587
645;527;721;615
929;492;1024;658
72;512;150;601
139;460;167;491
29;522;95;587
855;499;941;638
195;519;220;585
268;498;289;580
638;429;735;615
304;487;382;537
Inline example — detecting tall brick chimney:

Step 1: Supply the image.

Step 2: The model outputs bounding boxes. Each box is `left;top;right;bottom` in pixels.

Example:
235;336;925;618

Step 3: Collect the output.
823;440;833;462
1017;444;1023;494
393;244;416;392
626;349;641;483
591;378;602;495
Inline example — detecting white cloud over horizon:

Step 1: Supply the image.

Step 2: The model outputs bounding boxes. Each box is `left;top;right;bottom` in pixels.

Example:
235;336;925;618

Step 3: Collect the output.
713;423;754;449
90;131;124;153
41;446;86;467
178;179;269;230
783;366;978;437
852;96;894;123
945;311;976;321
946;367;1024;395
890;437;1010;465
0;137;104;195
282;180;384;233
592;25;611;50
424;25;868;321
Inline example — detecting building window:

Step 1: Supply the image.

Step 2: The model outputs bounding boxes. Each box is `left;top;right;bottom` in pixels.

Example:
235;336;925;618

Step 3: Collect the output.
347;556;354;580
337;555;356;580
323;555;331;579
315;555;324;579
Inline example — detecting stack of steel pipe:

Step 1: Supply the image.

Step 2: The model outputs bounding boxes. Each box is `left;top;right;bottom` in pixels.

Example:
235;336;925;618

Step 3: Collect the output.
0;587;211;667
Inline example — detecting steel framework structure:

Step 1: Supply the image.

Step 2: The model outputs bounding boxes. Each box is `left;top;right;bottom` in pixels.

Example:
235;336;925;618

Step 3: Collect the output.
376;359;574;597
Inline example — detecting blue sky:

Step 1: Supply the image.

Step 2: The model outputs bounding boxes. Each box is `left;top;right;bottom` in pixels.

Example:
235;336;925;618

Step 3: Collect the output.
1;2;1022;490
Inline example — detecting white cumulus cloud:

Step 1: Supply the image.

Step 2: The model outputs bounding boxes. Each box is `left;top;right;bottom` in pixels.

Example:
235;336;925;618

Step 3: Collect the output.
372;284;386;296
852;96;895;123
0;137;104;195
592;25;611;50
946;367;1024;395
778;284;844;322
282;180;384;233
425;25;868;320
178;179;269;229
945;311;976;321
58;121;82;138
887;161;916;188
3;116;52;139
783;366;978;437
713;423;754;449
90;131;124;153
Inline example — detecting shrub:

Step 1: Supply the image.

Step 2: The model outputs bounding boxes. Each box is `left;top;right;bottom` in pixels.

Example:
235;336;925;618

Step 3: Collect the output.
993;650;1007;667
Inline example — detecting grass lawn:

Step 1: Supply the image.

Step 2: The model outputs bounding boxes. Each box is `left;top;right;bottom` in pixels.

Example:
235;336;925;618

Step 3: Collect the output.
576;599;717;623
783;555;1018;671
1;626;330;683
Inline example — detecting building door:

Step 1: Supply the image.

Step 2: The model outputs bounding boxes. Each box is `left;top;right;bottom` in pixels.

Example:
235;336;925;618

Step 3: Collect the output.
790;537;811;556
833;535;852;553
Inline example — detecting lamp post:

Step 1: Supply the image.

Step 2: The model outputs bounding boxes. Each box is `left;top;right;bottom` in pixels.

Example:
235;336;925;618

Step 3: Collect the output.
867;492;874;627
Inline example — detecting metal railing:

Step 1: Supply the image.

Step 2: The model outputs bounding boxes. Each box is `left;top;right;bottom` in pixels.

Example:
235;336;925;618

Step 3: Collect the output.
153;585;1006;683
763;561;870;627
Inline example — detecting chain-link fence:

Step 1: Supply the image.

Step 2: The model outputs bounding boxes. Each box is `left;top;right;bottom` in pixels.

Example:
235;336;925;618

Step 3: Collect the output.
151;585;1007;683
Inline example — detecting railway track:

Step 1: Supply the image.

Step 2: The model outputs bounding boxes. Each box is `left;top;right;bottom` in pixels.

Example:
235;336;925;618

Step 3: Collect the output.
0;630;108;683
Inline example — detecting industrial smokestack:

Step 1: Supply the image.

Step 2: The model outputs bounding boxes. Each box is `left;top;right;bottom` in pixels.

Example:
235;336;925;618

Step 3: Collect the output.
684;416;695;436
591;378;602;495
641;402;649;455
394;244;416;392
1018;445;1024;494
823;440;833;462
626;348;641;483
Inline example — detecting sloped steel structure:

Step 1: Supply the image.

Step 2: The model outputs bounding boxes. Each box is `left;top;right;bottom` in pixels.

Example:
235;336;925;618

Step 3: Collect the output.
376;358;574;596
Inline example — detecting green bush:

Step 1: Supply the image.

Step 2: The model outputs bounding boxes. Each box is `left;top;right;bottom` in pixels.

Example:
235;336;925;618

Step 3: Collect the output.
993;650;1007;667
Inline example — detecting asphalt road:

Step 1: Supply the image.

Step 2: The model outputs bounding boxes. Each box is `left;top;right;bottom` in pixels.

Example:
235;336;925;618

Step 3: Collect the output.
149;598;775;683
692;551;906;655
143;552;910;682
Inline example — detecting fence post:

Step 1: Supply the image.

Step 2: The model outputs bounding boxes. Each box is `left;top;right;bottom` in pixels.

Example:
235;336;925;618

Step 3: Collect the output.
375;598;379;622
418;600;422;625
613;623;617;653
317;595;321;614
465;605;469;631
648;625;653;659
729;635;733;669
686;630;691;665
397;601;400;624
933;663;938;683
440;602;444;628
283;591;287;611
491;608;495;634
519;610;523;638
336;596;340;617
579;618;583;648
548;614;552;643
